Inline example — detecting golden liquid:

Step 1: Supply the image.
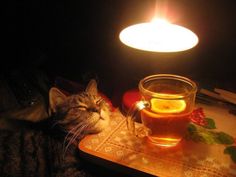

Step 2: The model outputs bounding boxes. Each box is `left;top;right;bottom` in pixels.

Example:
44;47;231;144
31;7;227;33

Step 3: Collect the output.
141;108;190;147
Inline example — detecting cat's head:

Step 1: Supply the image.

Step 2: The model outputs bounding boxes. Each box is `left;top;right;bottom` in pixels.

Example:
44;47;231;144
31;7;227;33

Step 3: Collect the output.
49;80;111;139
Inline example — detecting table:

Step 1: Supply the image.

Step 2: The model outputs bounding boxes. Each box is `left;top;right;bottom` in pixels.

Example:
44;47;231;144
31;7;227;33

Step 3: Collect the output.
79;103;236;177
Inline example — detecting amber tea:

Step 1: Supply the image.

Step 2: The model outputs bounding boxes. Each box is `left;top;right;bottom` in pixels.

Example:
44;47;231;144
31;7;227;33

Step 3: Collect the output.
141;95;192;147
127;74;197;147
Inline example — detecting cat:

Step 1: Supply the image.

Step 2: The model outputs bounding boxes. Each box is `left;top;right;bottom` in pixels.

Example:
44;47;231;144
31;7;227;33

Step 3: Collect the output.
49;79;111;145
0;79;111;177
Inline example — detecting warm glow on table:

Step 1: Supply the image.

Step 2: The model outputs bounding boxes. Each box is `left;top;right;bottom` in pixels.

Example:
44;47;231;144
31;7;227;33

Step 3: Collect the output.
119;18;198;52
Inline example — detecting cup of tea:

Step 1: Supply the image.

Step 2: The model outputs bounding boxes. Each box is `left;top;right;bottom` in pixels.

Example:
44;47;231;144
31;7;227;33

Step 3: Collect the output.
127;74;197;147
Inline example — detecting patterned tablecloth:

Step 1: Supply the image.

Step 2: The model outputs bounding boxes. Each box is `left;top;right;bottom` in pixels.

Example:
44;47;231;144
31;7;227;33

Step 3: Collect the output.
79;103;236;177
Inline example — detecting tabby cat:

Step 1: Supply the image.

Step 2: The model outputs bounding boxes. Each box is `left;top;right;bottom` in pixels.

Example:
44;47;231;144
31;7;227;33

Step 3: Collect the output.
0;79;111;177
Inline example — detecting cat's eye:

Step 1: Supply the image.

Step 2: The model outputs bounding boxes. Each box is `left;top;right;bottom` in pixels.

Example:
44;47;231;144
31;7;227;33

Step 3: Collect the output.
69;105;88;111
77;105;88;111
96;98;104;105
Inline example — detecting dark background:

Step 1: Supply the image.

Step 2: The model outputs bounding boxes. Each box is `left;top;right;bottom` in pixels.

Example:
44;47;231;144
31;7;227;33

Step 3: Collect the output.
2;0;236;103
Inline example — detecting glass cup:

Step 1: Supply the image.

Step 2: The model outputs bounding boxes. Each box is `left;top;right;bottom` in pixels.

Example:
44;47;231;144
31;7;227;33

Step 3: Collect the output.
127;74;197;147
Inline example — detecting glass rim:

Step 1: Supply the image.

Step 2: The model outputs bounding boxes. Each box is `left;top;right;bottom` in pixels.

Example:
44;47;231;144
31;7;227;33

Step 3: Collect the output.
138;74;197;99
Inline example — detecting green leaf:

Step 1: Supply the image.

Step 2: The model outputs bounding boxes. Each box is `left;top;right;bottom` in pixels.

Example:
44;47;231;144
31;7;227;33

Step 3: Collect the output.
224;146;236;163
216;132;234;145
186;124;216;144
203;118;216;129
187;123;197;133
198;132;217;144
186;123;234;145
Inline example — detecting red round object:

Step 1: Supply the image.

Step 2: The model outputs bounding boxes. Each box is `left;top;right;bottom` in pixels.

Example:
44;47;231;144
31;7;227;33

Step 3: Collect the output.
122;89;141;113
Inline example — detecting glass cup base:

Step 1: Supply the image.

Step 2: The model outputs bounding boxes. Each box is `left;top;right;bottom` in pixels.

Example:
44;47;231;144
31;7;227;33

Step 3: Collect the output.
147;136;181;147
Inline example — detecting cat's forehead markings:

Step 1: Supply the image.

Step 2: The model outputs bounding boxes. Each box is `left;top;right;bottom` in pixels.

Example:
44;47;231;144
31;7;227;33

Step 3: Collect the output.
81;92;89;97
75;95;83;102
76;94;89;101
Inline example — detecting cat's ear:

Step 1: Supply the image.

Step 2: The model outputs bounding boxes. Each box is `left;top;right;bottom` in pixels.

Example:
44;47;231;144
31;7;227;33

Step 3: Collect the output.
49;87;67;113
85;79;98;95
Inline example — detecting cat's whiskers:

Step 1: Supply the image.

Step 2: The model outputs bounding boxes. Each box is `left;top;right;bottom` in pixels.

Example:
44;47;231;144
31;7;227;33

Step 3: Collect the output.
63;123;91;156
66;125;85;148
63;121;84;145
64;115;101;153
62;110;108;156
63;121;89;149
66;122;92;144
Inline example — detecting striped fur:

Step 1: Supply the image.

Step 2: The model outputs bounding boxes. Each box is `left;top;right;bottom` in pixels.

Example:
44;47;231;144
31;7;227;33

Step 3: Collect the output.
0;128;92;177
0;80;111;177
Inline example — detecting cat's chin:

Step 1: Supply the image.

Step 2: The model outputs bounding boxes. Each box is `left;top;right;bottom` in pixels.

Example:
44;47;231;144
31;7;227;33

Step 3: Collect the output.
90;109;110;133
